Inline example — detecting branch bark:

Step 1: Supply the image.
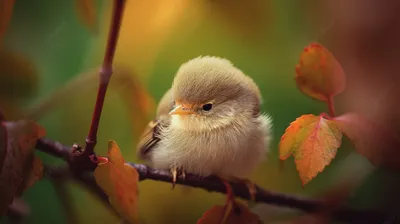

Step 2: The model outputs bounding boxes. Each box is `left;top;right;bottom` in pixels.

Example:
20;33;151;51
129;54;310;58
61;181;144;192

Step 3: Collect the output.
85;0;125;156
35;138;392;224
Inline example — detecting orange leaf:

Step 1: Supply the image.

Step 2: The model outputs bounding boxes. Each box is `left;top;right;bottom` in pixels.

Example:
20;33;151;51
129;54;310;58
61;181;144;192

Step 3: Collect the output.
197;201;261;224
333;113;400;168
279;114;343;185
0;0;15;44
75;0;97;34
23;156;43;191
94;140;139;223
295;43;346;102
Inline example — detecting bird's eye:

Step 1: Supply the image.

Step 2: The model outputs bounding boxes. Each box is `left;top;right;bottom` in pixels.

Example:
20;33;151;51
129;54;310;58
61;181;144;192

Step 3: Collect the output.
202;103;213;111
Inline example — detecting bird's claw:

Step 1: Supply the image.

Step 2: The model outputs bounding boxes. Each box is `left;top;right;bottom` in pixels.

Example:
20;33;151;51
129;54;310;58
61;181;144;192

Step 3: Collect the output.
181;170;186;180
219;176;257;204
170;166;186;189
243;179;257;203
171;167;178;188
231;177;257;203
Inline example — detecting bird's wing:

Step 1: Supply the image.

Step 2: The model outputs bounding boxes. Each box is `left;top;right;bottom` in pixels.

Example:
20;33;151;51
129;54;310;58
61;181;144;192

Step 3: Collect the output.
136;118;167;160
136;88;173;160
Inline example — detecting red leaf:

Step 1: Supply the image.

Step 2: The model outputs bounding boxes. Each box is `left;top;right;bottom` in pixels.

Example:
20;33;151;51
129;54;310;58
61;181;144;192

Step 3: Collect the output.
0;120;46;215
197;201;261;224
333;112;400;168
295;43;346;102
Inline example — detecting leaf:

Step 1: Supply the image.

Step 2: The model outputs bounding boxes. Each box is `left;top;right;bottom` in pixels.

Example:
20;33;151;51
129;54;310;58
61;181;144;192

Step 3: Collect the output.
75;0;97;34
0;0;15;44
197;201;261;224
0;120;46;215
112;67;156;135
279;114;343;185
94;140;140;223
0;48;39;100
23;156;43;191
205;0;271;42
25;67;155;137
333;113;400;168
295;43;346;102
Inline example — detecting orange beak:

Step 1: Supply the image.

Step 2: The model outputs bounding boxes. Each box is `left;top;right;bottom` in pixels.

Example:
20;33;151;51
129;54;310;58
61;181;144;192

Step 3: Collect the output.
169;104;197;116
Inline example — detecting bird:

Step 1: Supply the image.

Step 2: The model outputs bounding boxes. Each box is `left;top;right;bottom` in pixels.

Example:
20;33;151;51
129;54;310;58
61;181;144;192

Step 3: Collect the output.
136;55;272;203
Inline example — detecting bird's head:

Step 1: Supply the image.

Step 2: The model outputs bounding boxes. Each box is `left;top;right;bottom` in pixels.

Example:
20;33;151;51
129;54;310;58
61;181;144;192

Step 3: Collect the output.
169;56;262;131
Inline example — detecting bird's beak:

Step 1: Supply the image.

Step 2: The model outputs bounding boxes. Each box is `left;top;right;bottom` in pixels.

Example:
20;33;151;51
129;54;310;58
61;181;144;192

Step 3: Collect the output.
169;104;196;116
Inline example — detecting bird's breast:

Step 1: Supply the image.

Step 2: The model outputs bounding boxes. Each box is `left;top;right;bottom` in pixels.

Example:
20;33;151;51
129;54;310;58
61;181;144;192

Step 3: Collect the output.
150;115;268;177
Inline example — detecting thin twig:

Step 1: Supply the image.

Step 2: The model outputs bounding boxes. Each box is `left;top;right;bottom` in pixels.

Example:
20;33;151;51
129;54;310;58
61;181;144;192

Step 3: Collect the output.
35;138;392;224
85;0;126;155
327;96;336;117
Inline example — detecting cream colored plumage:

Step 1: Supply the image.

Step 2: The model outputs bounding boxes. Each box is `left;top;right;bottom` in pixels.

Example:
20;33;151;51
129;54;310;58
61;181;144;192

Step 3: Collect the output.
137;56;272;180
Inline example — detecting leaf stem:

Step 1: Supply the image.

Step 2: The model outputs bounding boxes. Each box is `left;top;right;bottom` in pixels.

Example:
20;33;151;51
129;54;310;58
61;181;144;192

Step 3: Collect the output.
84;0;126;155
327;96;336;117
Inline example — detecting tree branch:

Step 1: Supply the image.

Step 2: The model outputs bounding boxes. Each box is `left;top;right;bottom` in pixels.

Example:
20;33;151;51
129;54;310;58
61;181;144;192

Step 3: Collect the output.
84;0;125;156
35;138;393;224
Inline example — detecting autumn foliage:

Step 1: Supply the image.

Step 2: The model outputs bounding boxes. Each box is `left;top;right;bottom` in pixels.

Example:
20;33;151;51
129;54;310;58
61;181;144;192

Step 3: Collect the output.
94;141;140;223
197;201;261;224
0;120;45;215
279;42;398;186
0;1;396;223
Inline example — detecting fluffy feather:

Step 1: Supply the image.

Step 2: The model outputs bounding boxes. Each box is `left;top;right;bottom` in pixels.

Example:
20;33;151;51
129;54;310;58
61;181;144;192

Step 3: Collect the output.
138;56;273;179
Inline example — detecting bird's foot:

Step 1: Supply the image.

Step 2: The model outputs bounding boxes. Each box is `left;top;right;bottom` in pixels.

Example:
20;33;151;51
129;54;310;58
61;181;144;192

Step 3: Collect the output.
219;176;257;204
170;166;186;189
232;177;257;203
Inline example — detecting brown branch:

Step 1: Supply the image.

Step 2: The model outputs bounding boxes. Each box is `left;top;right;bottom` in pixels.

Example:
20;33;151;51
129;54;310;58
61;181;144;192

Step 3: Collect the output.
35;138;393;224
84;0;126;156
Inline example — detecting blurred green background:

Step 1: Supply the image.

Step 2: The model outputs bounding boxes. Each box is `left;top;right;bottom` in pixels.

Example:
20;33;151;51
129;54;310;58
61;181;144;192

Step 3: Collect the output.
1;0;398;223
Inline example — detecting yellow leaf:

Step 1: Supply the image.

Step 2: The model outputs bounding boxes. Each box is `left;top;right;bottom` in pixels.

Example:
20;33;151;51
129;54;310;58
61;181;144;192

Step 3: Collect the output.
94;140;140;223
0;0;15;44
279;114;318;160
295;43;346;102
279;114;343;185
197;201;261;224
75;0;97;34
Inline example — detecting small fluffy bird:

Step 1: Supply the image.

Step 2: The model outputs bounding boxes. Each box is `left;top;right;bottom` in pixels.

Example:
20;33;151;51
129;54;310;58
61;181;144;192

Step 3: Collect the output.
137;56;272;198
